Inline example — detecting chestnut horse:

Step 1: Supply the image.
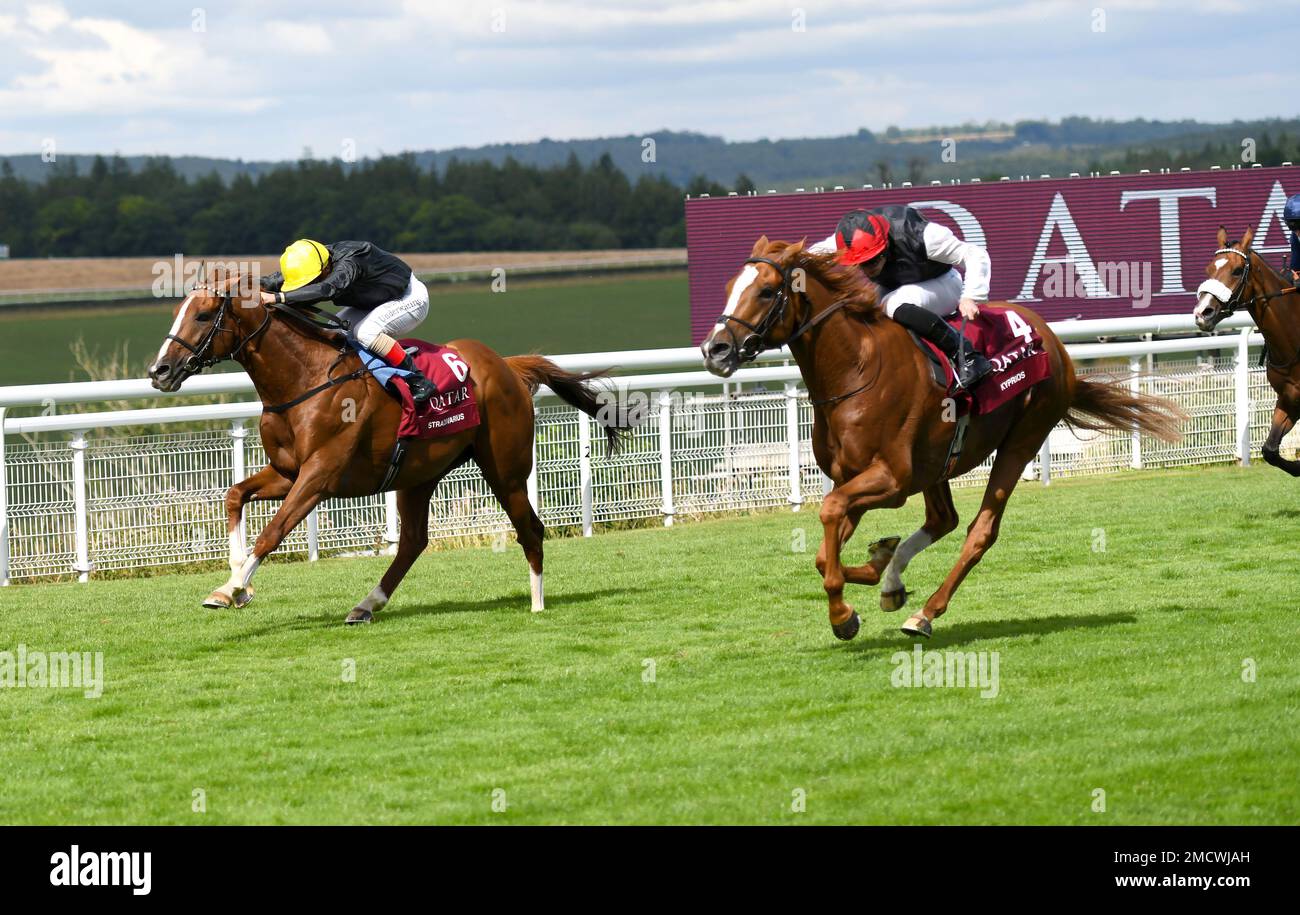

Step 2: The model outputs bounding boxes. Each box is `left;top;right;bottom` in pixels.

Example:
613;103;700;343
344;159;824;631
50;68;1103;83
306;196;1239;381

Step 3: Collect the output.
148;273;628;623
1194;226;1300;473
702;238;1184;639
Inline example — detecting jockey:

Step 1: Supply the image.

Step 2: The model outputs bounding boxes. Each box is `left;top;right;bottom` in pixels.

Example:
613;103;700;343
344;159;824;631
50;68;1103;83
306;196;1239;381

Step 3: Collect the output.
810;205;993;389
1285;193;1300;283
259;239;437;406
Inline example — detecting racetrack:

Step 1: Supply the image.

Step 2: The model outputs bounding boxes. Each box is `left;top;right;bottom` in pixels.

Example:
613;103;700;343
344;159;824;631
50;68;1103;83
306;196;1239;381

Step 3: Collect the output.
1;464;1295;824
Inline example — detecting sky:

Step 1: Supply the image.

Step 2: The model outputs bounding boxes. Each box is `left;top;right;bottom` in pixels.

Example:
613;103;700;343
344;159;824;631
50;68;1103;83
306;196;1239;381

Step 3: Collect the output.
0;0;1298;161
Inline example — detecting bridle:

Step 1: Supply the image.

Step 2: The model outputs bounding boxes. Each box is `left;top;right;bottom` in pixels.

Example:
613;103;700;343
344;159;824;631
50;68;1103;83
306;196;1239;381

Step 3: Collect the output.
713;256;859;362
164;288;273;374
711;255;875;405
1197;246;1297;322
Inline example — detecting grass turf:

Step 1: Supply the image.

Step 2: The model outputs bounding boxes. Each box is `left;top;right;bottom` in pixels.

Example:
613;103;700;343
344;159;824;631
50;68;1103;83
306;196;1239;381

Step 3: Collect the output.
0;271;688;387
0;463;1296;824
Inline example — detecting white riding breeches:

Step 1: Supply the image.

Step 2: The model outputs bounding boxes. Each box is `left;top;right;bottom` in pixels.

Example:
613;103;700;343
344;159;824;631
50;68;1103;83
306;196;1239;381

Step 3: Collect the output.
879;268;964;319
336;273;430;350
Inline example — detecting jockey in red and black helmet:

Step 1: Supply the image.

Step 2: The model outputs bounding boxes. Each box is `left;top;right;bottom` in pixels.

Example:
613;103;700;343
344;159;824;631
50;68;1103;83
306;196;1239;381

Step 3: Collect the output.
811;205;993;389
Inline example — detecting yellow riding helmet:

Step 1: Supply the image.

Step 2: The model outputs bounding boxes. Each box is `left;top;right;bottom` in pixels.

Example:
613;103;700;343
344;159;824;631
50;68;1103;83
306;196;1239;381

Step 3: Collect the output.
279;239;330;291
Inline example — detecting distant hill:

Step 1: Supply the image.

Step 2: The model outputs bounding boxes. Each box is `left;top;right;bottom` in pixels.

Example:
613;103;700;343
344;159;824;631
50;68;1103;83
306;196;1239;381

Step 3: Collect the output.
6;116;1300;191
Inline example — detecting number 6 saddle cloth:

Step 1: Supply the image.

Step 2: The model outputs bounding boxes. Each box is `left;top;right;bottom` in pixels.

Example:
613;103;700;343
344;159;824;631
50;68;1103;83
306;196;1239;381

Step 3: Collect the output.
350;338;481;439
914;304;1052;417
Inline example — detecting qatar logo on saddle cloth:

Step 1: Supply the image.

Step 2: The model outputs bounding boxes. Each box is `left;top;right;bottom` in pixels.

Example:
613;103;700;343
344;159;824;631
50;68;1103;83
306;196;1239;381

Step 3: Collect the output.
390;340;481;439
921;305;1051;415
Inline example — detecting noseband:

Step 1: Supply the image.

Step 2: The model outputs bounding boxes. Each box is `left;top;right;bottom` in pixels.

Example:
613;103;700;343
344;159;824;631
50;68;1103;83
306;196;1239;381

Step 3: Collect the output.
712;257;799;362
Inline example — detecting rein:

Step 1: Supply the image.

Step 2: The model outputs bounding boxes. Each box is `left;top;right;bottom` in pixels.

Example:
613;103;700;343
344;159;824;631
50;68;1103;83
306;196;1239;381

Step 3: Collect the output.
168;287;364;413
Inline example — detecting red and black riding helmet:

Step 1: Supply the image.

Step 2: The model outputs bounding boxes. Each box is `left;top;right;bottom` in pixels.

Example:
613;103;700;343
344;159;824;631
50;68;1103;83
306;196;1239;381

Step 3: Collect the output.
835;210;891;266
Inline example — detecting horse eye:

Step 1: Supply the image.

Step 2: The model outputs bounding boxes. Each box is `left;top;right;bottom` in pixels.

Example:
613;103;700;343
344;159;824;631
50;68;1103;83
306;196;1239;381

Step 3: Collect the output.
759;287;775;299
1231;267;1244;277
195;311;213;321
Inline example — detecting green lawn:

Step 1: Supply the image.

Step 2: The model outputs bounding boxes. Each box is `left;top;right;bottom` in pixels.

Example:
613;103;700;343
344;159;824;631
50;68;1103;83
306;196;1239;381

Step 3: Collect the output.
0;271;688;387
0;464;1296;824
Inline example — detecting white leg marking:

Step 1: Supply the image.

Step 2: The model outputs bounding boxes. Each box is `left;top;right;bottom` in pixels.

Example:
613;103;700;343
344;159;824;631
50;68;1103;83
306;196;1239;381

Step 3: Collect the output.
236;554;262;591
356;586;388;613
530;568;544;613
881;529;933;593
228;529;246;574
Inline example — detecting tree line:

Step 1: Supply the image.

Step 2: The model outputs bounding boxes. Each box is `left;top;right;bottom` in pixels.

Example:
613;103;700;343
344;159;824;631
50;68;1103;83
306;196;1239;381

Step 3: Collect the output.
0;152;737;258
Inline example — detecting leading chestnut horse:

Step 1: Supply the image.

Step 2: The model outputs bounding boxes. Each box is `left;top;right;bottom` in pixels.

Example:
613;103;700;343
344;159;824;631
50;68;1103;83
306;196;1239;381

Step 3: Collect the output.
1194;225;1300;473
149;272;628;623
702;237;1184;639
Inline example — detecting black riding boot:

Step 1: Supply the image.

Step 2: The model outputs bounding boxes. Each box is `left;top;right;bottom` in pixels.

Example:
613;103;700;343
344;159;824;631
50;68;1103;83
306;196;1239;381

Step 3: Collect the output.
891;302;993;390
398;354;437;408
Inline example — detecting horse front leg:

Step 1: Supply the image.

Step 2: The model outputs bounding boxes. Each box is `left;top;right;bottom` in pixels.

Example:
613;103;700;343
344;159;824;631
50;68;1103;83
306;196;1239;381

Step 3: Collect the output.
1261;399;1300;476
817;462;904;641
225;465;331;603
203;465;293;609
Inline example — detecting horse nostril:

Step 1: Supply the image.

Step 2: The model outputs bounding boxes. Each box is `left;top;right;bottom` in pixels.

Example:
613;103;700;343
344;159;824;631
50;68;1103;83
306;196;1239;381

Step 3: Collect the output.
708;342;732;360
152;363;171;378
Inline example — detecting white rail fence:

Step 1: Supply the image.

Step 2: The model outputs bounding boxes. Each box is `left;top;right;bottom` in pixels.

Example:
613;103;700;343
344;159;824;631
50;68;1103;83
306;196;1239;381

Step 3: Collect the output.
2;313;1293;585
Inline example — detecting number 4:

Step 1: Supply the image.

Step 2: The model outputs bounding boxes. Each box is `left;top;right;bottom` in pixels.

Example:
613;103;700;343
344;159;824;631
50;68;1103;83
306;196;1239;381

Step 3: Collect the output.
1006;310;1033;344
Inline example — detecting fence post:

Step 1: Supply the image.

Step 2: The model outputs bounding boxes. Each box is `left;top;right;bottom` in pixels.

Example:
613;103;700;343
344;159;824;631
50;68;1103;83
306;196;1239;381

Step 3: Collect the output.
1236;328;1252;465
1039;435;1051;486
658;390;674;526
0;407;9;586
784;381;802;511
70;430;91;583
384;491;399;555
306;508;320;562
578;409;593;537
1129;357;1143;470
527;405;540;515
230;420;247;546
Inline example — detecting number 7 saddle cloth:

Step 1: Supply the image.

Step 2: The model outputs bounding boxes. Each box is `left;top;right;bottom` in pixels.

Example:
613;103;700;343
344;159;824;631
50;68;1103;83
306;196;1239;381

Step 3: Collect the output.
913;305;1052;416
350;338;481;439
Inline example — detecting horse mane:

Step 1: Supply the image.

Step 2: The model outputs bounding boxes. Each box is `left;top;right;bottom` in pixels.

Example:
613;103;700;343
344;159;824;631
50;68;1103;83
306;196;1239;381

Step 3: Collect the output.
766;241;882;320
201;267;348;349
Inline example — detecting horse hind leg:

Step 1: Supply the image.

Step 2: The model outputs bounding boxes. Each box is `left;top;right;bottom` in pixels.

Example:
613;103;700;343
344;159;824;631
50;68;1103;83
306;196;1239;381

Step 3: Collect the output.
346;479;438;624
880;481;959;612
902;447;1029;638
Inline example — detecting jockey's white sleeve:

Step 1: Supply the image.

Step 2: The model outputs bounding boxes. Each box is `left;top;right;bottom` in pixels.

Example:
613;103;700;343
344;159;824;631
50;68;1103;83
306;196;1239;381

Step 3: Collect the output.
808;233;838;255
922;222;991;302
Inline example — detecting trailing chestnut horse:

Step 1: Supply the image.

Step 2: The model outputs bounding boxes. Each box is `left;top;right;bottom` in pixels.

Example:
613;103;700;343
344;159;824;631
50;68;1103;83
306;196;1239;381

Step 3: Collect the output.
702;237;1184;639
148;272;628;623
1194;226;1300;473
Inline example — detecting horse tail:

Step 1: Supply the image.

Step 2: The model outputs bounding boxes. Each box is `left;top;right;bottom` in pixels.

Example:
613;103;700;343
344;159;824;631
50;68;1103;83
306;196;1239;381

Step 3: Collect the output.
506;355;633;454
1066;374;1186;444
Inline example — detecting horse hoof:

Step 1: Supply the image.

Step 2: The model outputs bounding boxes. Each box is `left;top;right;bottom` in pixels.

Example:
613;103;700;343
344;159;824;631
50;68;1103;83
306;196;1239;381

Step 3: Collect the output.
345;608;373;625
201;591;232;609
831;611;861;641
233;587;255;609
867;536;901;560
900;614;932;639
880;588;910;612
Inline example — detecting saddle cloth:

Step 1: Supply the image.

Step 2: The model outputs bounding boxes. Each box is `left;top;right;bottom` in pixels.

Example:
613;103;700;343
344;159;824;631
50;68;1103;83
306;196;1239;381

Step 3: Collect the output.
349;338;481;439
915;304;1051;416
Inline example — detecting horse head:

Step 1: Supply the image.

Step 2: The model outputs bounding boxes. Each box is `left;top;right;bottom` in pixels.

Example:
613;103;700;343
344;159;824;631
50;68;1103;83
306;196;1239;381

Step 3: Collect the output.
148;265;264;392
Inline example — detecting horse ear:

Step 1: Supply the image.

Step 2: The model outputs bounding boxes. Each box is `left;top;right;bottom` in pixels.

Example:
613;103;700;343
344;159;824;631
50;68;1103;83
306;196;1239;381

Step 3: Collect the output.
750;235;769;257
1216;225;1228;249
781;238;807;266
1240;225;1254;250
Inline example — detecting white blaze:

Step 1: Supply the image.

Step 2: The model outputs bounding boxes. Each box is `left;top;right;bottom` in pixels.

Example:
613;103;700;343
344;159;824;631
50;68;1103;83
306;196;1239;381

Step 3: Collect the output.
155;294;195;365
718;265;759;325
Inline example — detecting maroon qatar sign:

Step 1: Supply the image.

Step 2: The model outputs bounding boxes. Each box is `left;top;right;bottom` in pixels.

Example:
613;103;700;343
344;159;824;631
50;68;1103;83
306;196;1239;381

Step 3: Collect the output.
686;165;1300;343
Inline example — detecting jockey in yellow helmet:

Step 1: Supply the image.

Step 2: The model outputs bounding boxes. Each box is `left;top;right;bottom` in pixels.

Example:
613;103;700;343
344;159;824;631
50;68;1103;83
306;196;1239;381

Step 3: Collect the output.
259;240;437;406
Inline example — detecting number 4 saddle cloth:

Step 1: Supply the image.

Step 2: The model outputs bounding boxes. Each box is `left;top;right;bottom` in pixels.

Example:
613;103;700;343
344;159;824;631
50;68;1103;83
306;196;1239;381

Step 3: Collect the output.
350;338;481;439
914;305;1052;416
